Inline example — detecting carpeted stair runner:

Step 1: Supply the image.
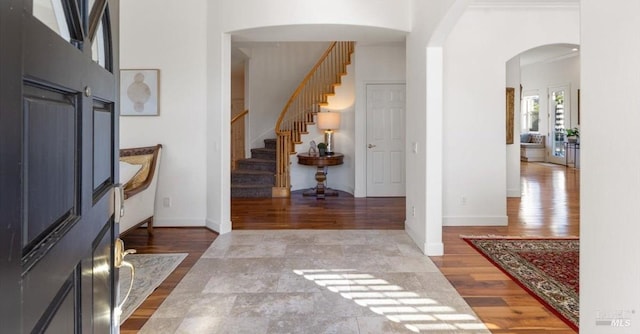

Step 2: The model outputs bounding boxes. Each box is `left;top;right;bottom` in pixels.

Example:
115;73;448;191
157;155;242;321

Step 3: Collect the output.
231;138;276;198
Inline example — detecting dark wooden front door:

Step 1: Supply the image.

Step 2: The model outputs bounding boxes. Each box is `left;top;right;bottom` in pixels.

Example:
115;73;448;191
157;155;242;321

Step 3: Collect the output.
1;0;119;332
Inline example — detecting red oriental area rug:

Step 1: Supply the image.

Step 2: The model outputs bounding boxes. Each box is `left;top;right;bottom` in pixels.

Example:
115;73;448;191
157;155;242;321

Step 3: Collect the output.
462;236;579;330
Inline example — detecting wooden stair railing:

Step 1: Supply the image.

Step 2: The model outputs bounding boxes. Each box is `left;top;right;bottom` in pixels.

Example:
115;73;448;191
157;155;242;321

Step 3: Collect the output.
273;41;354;197
231;109;248;170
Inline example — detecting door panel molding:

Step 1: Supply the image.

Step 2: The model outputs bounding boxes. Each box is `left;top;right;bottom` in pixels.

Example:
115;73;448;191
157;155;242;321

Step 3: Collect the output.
366;83;406;197
22;84;80;254
30;269;79;333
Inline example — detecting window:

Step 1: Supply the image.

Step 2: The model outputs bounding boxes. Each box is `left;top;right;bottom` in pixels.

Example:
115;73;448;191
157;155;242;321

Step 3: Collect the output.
521;94;539;132
91;19;106;68
32;0;71;43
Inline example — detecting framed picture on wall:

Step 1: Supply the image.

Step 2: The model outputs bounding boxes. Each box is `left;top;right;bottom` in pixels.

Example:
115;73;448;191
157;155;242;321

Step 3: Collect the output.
120;69;159;116
506;87;515;144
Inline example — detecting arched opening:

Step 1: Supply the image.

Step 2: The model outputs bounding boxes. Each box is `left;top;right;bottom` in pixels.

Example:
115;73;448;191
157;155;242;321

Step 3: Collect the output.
506;43;580;232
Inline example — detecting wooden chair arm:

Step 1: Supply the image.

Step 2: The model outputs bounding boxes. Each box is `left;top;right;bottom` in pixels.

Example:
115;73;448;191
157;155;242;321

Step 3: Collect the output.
119;144;162;200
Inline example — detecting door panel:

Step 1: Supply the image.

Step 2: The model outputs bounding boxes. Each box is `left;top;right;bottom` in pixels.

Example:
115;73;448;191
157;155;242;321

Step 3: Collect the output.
43;278;77;334
1;0;119;332
23;84;78;250
366;84;406;197
0;1;25;332
94;102;115;193
92;221;115;334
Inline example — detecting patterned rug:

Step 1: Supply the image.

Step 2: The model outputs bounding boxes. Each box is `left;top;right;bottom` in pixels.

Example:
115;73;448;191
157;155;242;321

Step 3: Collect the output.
118;253;187;324
462;237;579;330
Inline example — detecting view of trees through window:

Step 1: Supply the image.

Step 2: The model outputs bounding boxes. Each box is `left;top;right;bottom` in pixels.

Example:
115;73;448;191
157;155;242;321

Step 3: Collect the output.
552;90;566;157
522;95;539;132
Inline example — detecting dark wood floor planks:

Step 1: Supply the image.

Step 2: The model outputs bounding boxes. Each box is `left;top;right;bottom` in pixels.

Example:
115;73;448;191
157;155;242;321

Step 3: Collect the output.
231;190;405;229
432;162;579;333
119;228;218;334
120;162;578;333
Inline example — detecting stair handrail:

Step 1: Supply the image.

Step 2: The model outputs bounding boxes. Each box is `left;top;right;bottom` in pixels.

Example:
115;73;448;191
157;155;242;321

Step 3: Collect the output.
273;41;354;197
275;43;338;132
231;109;249;125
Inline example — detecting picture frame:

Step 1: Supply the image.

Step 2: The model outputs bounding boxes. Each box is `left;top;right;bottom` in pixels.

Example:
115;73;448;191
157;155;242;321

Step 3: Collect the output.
120;69;159;116
506;87;515;144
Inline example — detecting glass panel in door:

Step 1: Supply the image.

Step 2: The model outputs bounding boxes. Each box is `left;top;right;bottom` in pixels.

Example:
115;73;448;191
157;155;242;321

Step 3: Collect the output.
548;86;569;164
91;18;106;68
32;0;71;42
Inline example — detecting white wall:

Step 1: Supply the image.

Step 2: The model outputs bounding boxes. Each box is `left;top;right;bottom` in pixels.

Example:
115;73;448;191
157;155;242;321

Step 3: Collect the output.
404;0;460;256
354;43;407;197
442;5;579;226
581;0;640;332
505;56;521;198
244;42;329;149
120;0;207;227
290;62;356;193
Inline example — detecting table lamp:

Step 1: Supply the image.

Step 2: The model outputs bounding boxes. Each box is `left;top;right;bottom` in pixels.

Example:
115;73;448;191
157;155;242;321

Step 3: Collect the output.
317;111;340;155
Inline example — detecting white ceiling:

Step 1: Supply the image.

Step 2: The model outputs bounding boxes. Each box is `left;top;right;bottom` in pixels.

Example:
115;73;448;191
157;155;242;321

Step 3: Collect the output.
519;44;580;66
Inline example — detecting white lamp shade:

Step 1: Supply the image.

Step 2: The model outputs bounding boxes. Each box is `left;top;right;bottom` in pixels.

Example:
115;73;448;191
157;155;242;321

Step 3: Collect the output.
317;112;340;130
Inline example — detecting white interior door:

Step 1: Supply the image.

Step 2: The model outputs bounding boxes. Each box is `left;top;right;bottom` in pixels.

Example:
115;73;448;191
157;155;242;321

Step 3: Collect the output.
366;84;406;197
548;85;570;164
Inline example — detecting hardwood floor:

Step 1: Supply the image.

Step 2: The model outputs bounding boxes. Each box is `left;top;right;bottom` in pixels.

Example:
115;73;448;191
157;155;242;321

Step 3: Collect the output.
232;190;405;229
120;162;578;333
119;228;219;334
432;162;579;333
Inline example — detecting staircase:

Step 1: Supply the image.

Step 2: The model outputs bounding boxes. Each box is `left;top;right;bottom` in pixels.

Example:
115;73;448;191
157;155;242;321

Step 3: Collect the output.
273;41;355;197
231;139;276;198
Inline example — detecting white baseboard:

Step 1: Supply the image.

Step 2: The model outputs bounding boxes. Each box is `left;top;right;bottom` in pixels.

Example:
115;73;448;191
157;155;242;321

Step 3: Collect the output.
507;188;521;197
404;222;444;256
405;223;425;254
425;242;444;256
443;215;508;226
206;219;231;234
152;218;206;227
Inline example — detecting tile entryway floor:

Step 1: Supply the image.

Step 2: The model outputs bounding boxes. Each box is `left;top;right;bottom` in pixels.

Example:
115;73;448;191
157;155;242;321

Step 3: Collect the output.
140;230;489;334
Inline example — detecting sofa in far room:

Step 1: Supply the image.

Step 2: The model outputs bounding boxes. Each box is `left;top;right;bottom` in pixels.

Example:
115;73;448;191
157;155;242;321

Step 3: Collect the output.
520;133;545;162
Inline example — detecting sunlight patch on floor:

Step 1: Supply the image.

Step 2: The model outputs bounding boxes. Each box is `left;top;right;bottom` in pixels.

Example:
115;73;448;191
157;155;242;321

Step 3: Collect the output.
294;268;488;333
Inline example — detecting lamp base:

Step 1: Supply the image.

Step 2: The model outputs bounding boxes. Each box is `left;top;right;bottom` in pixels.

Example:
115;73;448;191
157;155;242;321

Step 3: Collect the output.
324;130;335;155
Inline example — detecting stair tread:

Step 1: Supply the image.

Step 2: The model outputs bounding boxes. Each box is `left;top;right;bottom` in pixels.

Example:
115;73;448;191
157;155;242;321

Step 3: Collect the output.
231;184;273;188
232;170;273;175
238;158;275;163
251;148;276;152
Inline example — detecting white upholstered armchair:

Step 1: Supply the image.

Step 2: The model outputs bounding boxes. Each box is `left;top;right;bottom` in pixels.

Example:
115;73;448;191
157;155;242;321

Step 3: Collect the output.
118;144;162;236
